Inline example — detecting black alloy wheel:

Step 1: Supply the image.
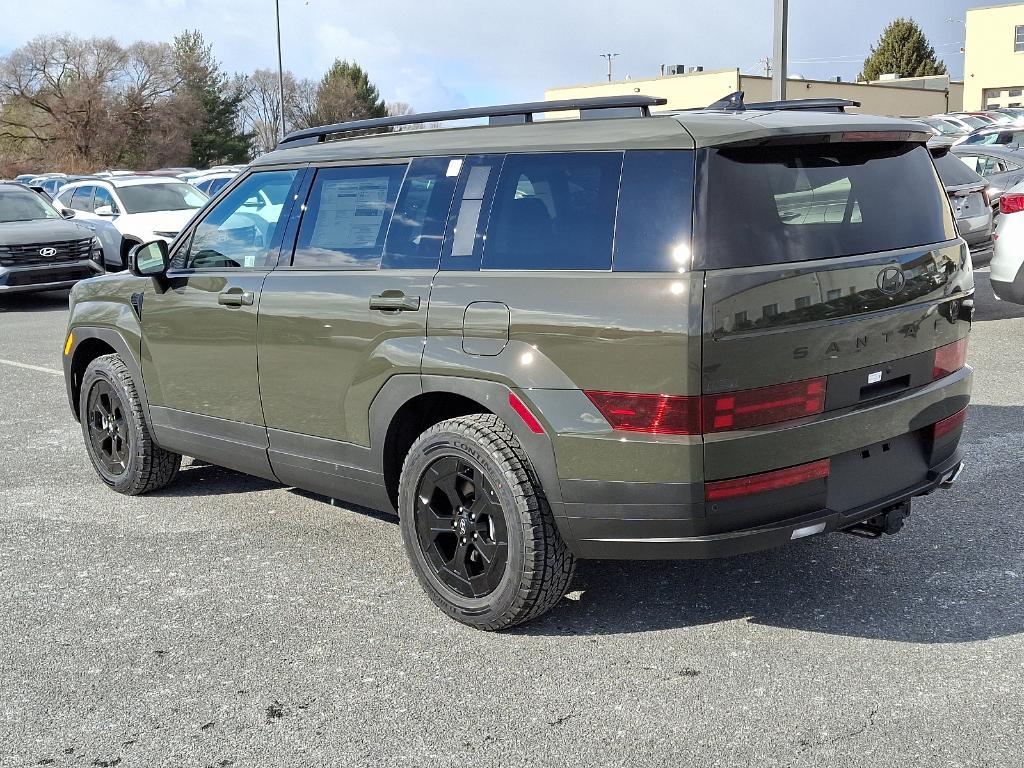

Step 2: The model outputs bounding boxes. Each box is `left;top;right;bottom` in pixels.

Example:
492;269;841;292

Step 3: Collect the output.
86;378;130;477
414;455;509;599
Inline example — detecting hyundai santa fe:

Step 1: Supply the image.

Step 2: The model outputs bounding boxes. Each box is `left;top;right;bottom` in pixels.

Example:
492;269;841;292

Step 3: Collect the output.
61;95;972;629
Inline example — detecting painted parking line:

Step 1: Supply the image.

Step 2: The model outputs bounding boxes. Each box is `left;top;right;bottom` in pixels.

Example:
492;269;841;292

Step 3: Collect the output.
0;358;62;376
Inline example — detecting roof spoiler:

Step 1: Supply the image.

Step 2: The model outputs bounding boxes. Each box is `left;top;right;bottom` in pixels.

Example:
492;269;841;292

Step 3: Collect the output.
703;91;860;113
276;95;669;148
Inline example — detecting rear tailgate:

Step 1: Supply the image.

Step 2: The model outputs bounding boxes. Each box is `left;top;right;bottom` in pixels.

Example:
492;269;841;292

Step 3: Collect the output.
696;138;972;489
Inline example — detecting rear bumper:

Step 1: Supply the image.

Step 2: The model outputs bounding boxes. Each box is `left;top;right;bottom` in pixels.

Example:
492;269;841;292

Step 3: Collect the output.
565;449;963;559
990;259;1024;304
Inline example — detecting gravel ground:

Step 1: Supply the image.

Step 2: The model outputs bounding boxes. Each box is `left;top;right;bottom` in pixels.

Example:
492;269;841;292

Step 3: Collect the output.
1;274;1022;768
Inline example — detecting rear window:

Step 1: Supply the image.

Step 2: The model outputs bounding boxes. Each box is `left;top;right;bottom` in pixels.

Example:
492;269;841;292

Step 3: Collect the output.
935;153;985;187
698;142;957;269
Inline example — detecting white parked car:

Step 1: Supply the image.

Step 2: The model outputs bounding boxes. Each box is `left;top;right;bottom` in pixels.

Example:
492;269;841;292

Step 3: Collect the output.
54;176;207;264
991;184;1024;303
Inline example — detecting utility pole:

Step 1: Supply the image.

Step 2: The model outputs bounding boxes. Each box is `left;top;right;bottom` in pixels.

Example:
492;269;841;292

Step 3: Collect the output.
772;0;788;100
599;53;620;83
275;0;287;140
758;56;773;78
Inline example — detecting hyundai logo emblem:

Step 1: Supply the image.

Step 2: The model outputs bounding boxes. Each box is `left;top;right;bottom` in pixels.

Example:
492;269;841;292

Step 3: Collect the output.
38;247;58;258
876;266;906;296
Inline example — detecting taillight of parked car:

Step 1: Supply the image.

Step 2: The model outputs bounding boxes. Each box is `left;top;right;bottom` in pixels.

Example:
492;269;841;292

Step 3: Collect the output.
932;407;968;440
932;338;969;380
705;459;831;501
585;378;827;437
1000;192;1024;214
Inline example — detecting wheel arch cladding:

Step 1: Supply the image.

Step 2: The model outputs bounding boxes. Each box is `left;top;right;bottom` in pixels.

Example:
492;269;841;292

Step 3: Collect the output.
65;327;150;425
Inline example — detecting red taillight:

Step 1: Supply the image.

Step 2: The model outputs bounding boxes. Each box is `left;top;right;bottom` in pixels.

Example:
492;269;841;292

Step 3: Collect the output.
702;377;826;433
933;407;968;439
1000;192;1024;214
705;459;831;502
932;338;968;380
584;391;701;435
508;392;545;434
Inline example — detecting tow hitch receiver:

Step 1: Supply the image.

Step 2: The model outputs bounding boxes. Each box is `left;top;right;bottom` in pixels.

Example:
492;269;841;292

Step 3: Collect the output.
843;501;912;539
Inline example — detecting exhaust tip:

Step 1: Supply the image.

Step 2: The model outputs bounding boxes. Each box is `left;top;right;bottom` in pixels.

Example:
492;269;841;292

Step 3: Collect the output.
939;462;965;489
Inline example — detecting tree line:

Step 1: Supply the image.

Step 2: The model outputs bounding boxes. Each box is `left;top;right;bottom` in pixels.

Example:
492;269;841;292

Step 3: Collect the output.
0;31;411;175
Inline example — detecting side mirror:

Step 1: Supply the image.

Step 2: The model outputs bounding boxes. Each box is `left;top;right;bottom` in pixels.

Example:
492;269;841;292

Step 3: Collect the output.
128;240;169;278
95;205;116;217
60;208;76;219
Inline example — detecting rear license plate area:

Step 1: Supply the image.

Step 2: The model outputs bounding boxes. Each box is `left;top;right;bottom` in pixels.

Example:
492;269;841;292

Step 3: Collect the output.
826;432;928;513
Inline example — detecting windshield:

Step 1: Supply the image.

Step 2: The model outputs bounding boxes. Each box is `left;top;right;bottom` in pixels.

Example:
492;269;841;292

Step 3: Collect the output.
0;187;61;222
926;119;961;136
116;183;207;214
935;153;986;188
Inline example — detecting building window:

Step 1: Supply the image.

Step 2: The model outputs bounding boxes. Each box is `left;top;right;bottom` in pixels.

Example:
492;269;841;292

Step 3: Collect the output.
794;296;811;309
1012;103;1023;108
762;303;779;319
1011;89;1023;97
734;311;748;327
988;103;1002;109
1016;25;1024;52
826;288;842;301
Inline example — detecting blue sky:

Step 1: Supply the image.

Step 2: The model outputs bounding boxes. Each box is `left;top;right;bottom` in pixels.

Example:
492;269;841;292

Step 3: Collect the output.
0;0;998;111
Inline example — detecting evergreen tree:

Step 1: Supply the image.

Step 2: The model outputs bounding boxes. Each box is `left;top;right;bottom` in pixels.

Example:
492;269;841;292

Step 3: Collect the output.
172;30;250;165
313;59;388;125
859;18;948;82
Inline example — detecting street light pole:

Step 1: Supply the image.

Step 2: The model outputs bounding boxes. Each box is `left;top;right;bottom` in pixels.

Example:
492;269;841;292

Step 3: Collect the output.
275;0;287;140
772;0;788;100
599;53;620;83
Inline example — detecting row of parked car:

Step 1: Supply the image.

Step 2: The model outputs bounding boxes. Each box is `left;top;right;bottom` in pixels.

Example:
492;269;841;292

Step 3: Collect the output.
918;109;1024;303
4;166;244;271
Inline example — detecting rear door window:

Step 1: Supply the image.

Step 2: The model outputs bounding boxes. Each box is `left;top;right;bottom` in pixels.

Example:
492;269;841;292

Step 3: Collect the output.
481;152;621;270
697;143;957;269
292;164;407;269
381;156;461;270
71;186;95;212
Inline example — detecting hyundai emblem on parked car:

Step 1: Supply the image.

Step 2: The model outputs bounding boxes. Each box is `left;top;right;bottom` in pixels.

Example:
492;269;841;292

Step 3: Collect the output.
38;247;57;257
877;265;907;296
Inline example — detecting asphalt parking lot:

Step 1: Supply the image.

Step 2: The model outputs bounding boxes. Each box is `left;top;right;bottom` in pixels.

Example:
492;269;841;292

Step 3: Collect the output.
1;272;1022;768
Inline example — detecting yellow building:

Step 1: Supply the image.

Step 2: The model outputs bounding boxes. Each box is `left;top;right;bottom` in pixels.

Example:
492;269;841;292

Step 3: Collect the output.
964;2;1024;110
546;69;962;118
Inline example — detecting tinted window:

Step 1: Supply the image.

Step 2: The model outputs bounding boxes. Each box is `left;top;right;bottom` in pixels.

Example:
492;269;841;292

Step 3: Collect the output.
935;153;985;187
292;164;406;269
613;150;694;272
118;182;206;214
441;155;503;267
179;170;299;270
482;152;621;270
382;156;461;270
699;143;957;269
71;186;94;212
208;176;232;195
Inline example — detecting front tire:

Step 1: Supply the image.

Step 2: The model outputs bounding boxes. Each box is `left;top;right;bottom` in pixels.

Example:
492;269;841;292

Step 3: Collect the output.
398;414;575;630
79;354;181;495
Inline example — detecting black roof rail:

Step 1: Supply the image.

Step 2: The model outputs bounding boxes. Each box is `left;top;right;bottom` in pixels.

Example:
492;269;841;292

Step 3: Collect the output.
701;91;860;113
276;95;669;148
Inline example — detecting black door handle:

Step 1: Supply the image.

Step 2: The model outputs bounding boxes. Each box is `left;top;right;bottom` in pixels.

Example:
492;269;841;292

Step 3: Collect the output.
369;293;421;312
218;288;254;307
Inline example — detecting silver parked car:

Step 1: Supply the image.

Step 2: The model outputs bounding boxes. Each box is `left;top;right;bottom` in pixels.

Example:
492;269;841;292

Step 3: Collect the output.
950;145;1024;206
933;150;993;259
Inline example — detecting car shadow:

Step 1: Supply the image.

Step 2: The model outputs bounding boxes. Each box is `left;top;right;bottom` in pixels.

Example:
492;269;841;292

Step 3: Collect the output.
516;403;1024;643
0;289;71;313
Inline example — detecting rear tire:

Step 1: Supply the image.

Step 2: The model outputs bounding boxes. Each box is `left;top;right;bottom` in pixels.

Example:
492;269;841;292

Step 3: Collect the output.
398;414;575;630
79;354;181;495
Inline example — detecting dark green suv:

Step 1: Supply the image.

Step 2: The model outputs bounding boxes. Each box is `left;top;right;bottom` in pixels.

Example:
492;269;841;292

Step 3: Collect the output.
62;95;973;629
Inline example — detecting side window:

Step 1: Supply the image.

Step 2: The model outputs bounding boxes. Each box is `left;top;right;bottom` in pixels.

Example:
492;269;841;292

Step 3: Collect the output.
177;170;300;270
381;156;461;270
292;164;407;269
55;188;74;208
614;150;695;272
441;155;504;268
71;186;95;212
93;186;119;214
209;177;232;195
482;152;622;270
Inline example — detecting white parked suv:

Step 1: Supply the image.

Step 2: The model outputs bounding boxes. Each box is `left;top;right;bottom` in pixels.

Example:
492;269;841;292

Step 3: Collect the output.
54;176;207;264
991;184;1024;303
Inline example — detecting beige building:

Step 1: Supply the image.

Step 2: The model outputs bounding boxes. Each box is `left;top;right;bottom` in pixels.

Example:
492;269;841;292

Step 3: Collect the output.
546;68;963;118
964;2;1024;110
